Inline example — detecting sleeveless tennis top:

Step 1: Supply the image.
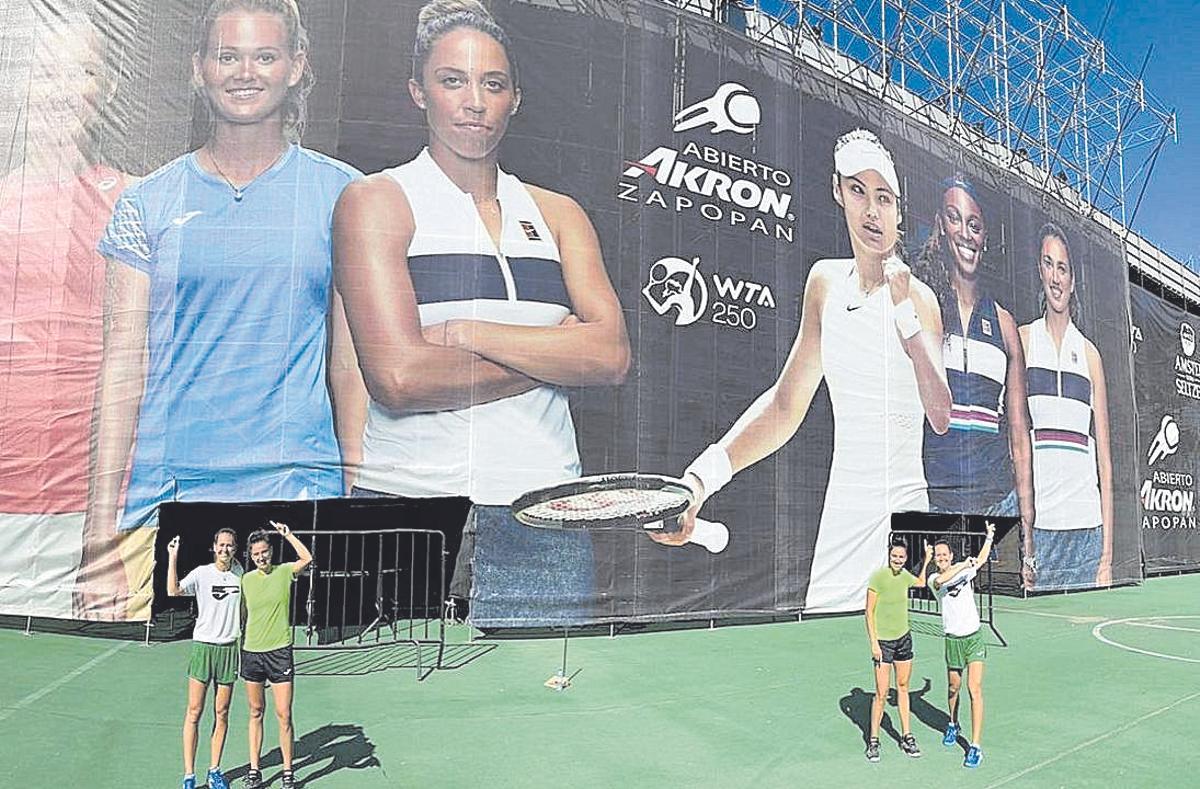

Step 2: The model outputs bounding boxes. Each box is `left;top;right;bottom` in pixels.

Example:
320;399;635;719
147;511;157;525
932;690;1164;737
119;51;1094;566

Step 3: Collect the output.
923;295;1014;511
1024;317;1102;531
806;259;929;613
357;149;581;505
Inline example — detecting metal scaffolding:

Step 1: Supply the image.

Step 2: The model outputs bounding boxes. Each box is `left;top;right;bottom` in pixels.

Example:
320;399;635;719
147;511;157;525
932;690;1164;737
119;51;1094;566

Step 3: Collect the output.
686;0;1178;232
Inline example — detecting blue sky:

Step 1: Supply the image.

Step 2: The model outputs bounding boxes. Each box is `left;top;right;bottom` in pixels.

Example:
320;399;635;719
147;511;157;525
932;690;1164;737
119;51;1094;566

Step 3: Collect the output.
1067;0;1198;267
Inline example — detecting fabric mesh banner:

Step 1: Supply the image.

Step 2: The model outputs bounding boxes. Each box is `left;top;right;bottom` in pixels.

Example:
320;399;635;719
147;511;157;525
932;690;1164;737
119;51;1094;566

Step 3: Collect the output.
1131;284;1200;573
0;0;1143;625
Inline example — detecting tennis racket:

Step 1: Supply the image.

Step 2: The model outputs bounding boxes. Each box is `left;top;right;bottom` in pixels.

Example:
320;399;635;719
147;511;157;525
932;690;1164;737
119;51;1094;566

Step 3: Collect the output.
511;473;729;554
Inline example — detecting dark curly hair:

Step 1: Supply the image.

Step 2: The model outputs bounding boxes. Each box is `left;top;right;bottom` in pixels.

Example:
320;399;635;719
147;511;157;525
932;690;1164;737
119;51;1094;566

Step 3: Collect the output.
912;174;985;338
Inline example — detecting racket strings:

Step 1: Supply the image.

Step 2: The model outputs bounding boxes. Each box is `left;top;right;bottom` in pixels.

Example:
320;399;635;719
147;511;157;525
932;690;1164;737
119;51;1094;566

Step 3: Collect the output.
522;488;689;523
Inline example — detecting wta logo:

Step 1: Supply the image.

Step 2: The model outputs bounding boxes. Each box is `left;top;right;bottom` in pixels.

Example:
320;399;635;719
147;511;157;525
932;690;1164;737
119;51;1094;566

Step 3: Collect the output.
643;256;708;326
673;82;760;135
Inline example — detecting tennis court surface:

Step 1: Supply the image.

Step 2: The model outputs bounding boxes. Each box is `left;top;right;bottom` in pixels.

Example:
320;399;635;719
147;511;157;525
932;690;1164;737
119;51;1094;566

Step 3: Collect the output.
5;573;1198;788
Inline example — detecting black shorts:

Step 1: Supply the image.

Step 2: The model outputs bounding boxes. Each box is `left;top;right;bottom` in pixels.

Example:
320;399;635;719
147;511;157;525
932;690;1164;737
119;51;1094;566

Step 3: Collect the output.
878;631;914;664
240;646;295;684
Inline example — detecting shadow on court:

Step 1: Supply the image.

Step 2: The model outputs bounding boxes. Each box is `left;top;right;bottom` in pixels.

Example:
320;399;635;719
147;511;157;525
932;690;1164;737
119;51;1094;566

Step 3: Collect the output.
222;723;380;787
294;641;497;678
839;678;951;746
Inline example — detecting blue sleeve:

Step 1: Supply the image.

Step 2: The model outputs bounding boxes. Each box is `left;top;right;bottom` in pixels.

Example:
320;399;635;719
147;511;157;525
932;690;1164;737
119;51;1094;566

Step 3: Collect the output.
97;190;153;273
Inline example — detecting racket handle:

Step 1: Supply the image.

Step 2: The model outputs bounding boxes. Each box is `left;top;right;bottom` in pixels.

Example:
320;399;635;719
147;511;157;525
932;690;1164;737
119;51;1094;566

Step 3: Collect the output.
688;518;729;554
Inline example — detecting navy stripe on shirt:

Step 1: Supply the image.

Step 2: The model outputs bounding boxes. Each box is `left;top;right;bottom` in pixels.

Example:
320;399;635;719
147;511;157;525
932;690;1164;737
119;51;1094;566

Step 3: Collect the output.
407;254;569;307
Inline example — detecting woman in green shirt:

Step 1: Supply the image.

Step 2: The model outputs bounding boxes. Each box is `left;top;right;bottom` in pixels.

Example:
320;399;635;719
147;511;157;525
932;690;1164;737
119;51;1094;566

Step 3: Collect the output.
240;520;312;789
863;539;932;762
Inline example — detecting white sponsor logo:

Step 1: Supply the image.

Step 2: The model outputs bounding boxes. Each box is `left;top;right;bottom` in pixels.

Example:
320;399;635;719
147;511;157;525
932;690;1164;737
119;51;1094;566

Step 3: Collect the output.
673;82;760;135
1181;322;1195;357
171;210;204;226
643;255;776;331
618;142;795;242
1148;414;1181;466
643;257;707;326
1140;475;1194;513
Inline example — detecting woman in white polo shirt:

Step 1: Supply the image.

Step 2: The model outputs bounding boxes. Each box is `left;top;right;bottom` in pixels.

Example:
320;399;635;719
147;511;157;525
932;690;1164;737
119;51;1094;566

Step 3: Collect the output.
331;0;629;627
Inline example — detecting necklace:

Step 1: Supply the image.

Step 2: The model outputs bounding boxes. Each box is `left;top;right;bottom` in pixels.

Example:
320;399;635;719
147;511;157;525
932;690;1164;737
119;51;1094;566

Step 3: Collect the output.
205;146;286;202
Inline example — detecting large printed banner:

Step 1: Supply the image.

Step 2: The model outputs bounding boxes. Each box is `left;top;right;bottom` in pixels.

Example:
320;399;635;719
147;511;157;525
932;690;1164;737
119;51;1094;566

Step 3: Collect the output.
1131;285;1200;572
0;0;1141;625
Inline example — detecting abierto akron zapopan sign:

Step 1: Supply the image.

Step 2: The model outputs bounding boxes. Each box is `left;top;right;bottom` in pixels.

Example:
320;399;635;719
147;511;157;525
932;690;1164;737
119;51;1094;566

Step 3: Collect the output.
0;0;1142;625
1131;285;1200;572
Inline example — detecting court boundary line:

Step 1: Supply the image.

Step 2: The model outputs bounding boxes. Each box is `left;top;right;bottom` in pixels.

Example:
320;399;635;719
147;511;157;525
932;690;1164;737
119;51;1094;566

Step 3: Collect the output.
992;607;1104;624
0;641;129;724
1092;615;1200;665
984;687;1200;788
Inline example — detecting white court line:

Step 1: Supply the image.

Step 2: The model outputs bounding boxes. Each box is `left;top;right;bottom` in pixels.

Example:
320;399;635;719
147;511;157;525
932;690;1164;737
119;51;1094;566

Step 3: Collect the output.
984;688;1200;788
1122;621;1200;635
0;640;129;724
993;607;1104;624
1092;616;1200;665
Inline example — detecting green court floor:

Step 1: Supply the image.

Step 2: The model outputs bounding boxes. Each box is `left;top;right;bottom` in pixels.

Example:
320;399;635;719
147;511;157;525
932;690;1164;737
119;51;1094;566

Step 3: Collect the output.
4;573;1199;788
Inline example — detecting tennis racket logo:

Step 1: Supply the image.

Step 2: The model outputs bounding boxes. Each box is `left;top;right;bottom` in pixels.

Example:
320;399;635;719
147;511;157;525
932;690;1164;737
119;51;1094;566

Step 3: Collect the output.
673;82;760;135
1147;414;1181;466
643;256;708;326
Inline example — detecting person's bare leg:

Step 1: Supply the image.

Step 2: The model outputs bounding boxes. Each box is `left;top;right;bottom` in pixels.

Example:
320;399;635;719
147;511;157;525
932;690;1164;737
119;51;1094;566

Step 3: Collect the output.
894;660;913;735
246;681;266;770
183;678;208;777
870;660;891;740
210;683;234;770
270;681;295;771
947;668;962;726
967;661;986;745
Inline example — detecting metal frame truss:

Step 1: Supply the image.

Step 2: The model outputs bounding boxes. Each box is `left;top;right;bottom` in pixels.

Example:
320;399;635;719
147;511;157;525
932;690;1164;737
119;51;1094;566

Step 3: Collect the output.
710;0;1176;230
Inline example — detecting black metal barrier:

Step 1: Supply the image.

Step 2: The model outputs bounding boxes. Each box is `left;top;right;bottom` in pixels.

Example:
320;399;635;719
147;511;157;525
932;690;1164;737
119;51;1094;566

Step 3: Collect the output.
291;528;446;679
890;523;1008;647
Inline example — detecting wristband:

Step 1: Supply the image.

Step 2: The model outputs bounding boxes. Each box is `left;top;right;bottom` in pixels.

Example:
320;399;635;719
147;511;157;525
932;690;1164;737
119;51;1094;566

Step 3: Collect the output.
893;298;921;339
684;444;733;500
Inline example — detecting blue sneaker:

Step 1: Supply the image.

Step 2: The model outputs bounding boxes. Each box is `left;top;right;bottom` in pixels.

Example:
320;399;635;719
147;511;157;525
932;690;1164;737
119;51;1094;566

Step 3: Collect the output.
943;722;960;746
182;776;196;789
964;745;984;768
207;768;230;789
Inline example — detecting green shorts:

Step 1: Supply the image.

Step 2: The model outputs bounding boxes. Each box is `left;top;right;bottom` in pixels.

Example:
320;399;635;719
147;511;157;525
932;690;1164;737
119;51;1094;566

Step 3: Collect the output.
188;641;240;686
944;631;987;671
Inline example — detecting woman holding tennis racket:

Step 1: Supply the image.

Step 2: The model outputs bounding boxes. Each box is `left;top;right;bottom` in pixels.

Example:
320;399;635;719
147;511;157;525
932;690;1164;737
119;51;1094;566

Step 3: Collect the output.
80;0;360;618
660;129;951;614
1018;223;1112;589
332;0;629;626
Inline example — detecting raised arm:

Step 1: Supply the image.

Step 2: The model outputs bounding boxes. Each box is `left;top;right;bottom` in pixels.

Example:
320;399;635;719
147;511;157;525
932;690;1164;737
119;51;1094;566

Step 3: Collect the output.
976;519;996;565
166;535;183;597
889;266;951;434
75;259;151;619
332;176;539;412
1087;341;1114;585
998;306;1036;542
912;542;934;588
270;521;312;576
434;188;630;387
